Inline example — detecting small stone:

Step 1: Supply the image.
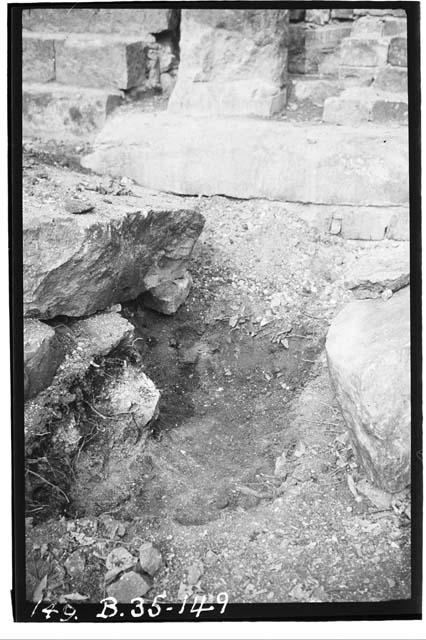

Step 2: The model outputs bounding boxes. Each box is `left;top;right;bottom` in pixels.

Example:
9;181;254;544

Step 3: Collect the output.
106;571;151;602
187;560;204;585
64;198;94;214
64;550;85;578
381;288;393;300
106;547;135;572
138;542;162;576
274;454;287;479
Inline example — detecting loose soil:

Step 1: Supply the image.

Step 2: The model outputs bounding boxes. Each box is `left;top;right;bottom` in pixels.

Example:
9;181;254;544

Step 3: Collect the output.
25;143;410;606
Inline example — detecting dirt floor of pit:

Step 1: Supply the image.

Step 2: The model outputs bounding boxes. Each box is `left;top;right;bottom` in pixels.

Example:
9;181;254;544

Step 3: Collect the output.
24;146;411;604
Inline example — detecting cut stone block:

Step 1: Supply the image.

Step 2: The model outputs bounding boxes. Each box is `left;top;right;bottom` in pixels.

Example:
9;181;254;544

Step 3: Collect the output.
323;88;408;125
289;9;305;22
289;24;352;75
55;35;148;90
22;33;56;83
338;65;377;87
23;82;122;142
291;78;340;106
386;209;410;240
374;65;407;92
305;9;330;25
331;9;354;20
22;8;178;36
167;8;289;117
388;37;407;66
340;38;390;67
24;320;65;399
83;112;409;207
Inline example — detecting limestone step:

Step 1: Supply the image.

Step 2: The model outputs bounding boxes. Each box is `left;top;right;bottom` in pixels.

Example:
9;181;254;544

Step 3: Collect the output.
289;76;341;106
22;7;178;36
23;82;123;142
351;15;407;38
388;36;407;67
82;112;408;209
340;37;391;67
23;31;154;91
323;87;408;125
374;65;407;93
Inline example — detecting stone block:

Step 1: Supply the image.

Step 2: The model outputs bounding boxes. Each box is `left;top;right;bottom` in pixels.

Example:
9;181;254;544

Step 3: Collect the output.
331;9;354;20
289;24;351;75
323;95;372;125
371;97;408;124
291;78;340;106
83;112;409;208
24;320;65;399
382;18;407;37
374;65;407;92
386;209;410;240
388;37;407;66
339;65;377;88
305;9;330;25
23;82;123;142
340;38;390;67
22;33;56;83
326;288;410;492
55;35;148;90
167;8;289;116
22;8;178;36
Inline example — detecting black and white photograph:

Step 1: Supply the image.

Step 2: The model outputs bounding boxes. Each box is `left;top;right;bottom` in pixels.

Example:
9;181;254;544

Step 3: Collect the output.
7;0;421;625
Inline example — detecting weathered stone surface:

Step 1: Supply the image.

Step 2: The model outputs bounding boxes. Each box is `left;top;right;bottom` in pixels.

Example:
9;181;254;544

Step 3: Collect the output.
22;8;178;36
289;9;305;22
388;37;407;67
24;320;65;399
139;542;162;576
374;65;407;93
106;571;151;602
326;288;410;492
351;15;405;37
331;9;354;20
338;65;377;88
83;112;409;207
108;367;160;428
168;9;289;116
291;78;340;106
288;203;409;241
354;9;406;18
22;33;55;82
382;18;407;37
305;9;330;25
344;245;410;298
71;309;134;358
55;35;148;90
23;168;204;319
323;88;408;125
289;24;351;75
23;82;122;142
340;38;389;67
142;273;193;315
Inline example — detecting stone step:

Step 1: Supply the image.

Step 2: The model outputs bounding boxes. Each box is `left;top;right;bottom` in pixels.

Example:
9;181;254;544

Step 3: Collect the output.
323;87;408;125
388;36;407;67
351;15;407;38
82;112;408;209
289;23;352;74
22;7;178;36
374;65;407;93
289;76;341;106
23;82;123;142
340;37;391;67
23;31;152;91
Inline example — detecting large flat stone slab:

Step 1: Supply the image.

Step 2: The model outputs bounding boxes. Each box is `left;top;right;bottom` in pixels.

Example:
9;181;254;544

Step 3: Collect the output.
326;287;410;492
83;113;409;207
23;166;204;319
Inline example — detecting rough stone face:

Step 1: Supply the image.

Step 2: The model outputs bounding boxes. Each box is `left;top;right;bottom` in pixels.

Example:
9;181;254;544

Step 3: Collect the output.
24;320;65;399
23;82;123;142
291;78;340;107
106;571;151;602
323;88;408;125
22;8;178;36
168;9;289;116
388;37;407;66
83;112;409;207
141;273;193;315
344;245;410;298
22;33;55;83
289;24;351;75
326;287;410;492
23;169;204;319
139;542;162;576
374;65;407;93
340;38;390;67
305;9;330;25
55;35;148;90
